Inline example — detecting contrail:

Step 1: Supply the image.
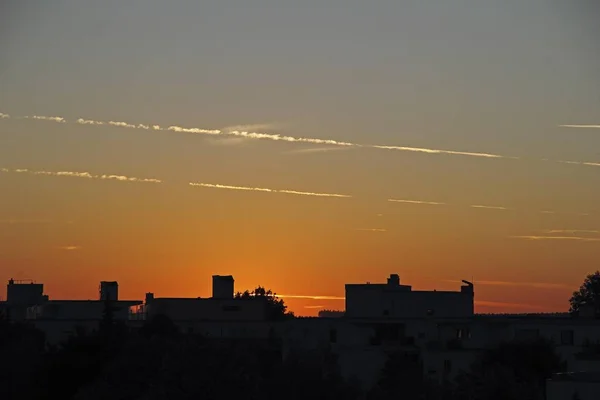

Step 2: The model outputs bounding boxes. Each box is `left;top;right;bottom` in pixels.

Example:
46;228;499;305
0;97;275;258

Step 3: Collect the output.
355;228;387;232
544;229;599;235
511;235;600;242
388;199;445;205
371;145;507;159
445;279;570;289
559;160;600;168
277;294;346;300
1;112;518;160
2;168;162;183
470;205;509;211
189;182;351;198
559;125;600;129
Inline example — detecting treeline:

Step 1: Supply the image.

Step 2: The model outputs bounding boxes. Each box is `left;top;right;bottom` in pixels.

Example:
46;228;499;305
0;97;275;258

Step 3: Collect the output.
0;313;566;400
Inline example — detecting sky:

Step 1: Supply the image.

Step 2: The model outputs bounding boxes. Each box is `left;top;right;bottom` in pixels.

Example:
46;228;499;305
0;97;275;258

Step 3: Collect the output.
1;0;599;315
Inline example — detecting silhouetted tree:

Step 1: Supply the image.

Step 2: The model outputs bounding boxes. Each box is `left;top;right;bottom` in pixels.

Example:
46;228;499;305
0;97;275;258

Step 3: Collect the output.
235;286;295;321
570;271;600;316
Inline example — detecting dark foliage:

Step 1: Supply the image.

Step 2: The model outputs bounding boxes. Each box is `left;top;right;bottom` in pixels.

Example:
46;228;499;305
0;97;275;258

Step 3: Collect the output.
235;286;295;321
570;270;600;316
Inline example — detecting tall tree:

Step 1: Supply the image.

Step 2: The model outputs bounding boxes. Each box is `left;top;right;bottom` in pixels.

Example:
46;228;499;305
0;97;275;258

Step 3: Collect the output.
570;271;600;316
235;286;295;321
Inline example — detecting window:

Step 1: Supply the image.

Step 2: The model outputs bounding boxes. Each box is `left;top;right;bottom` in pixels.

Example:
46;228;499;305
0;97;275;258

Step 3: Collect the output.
329;329;338;343
560;330;574;346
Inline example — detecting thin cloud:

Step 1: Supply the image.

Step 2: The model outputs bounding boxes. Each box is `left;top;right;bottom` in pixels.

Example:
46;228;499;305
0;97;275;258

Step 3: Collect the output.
27;115;66;123
304;305;325;309
2;113;519;160
559;124;600;129
0;219;53;224
190;182;352;198
558;160;600;168
511;235;600;242
355;228;387;232
284;147;352;155
544;229;599;235
470;205;509;211
0;113;9;119
4;168;162;183
371;145;509;159
277;294;346;300
58;246;81;251
388;199;445;206
445;279;570;290
540;210;556;214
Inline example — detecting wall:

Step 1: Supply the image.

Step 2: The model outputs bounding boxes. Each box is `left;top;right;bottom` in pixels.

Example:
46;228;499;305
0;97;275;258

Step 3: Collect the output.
145;298;267;322
346;286;473;319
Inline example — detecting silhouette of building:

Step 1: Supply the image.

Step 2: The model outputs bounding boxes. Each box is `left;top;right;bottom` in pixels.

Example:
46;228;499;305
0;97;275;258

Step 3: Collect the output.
345;274;474;319
129;275;273;337
5;278;48;320
99;281;119;301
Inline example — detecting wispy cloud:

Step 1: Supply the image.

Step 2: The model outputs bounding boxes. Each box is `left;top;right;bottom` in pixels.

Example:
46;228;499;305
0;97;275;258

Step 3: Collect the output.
58;246;81;251
0;113;9;119
304;305;325;309
27;115;66;123
1;112;520;160
0;219;54;224
388;199;445;206
3;168;162;183
355;228;387;232
371;145;509;159
558;160;600;168
277;294;346;300
190;182;351;198
446;279;570;290
544;229;599;235
284;147;352;155
559;124;600;129
470;205;509;211
511;235;600;242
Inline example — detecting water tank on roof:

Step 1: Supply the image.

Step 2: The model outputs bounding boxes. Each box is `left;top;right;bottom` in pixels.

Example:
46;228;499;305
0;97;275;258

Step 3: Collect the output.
100;281;119;301
387;274;400;286
212;275;234;299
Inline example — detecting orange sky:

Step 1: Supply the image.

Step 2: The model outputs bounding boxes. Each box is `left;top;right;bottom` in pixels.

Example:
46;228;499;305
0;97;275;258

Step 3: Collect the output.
1;1;599;316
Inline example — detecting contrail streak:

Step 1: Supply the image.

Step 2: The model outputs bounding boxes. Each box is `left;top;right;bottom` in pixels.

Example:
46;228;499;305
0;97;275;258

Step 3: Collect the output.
355;228;387;232
1;168;162;183
1;112;516;160
277;294;346;300
511;235;600;242
470;205;509;211
445;279;570;289
371;145;507;159
544;229;599;235
559;160;600;168
388;199;445;205
559;125;600;129
189;182;351;198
